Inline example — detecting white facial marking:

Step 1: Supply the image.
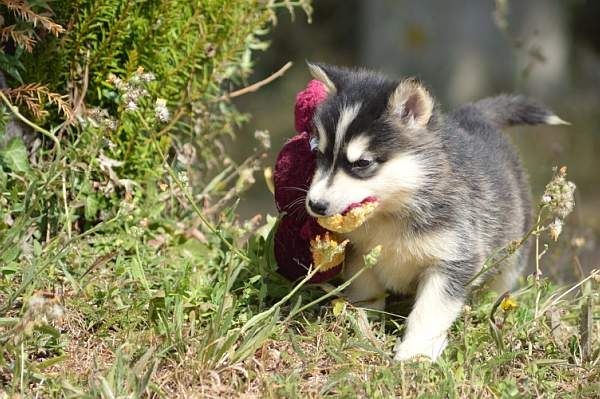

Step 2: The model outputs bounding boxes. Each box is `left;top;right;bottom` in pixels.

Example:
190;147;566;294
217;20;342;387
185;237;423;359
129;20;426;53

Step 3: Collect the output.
333;103;361;165
345;135;370;163
374;152;425;197
308;152;425;216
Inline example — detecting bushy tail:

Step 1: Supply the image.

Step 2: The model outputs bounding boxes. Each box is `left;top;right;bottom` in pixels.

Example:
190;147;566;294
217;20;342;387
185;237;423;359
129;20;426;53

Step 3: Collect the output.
469;95;569;128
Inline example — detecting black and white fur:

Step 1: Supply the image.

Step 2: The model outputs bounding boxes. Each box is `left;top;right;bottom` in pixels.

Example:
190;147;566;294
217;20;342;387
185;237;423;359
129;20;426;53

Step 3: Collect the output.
304;63;567;361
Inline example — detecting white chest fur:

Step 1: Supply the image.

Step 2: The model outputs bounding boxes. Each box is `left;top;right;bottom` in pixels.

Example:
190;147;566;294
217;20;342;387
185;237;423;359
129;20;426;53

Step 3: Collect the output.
345;215;461;294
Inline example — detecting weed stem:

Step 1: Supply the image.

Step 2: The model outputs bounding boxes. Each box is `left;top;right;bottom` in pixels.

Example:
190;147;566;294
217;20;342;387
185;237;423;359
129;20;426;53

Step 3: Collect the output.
0;90;62;155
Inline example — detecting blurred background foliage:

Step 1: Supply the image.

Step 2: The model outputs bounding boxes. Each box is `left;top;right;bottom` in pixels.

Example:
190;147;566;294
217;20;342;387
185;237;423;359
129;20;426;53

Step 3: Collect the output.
235;0;600;281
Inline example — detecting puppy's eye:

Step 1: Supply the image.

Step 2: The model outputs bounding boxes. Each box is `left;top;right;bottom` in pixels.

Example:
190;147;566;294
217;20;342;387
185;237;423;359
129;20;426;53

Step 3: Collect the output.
309;136;319;151
351;158;373;169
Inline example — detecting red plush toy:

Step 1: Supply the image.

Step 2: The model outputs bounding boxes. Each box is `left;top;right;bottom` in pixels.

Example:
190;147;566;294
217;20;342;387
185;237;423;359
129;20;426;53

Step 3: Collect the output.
273;80;342;283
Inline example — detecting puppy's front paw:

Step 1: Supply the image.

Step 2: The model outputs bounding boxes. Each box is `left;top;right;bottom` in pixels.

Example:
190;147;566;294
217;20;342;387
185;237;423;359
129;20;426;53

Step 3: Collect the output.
393;335;448;362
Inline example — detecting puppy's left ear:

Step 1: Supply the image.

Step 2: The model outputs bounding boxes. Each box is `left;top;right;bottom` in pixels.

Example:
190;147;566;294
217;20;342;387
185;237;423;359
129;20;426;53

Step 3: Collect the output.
388;79;434;128
307;62;338;94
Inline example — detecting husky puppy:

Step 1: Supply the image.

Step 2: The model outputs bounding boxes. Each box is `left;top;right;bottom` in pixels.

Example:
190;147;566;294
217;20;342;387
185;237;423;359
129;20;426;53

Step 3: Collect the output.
304;63;566;361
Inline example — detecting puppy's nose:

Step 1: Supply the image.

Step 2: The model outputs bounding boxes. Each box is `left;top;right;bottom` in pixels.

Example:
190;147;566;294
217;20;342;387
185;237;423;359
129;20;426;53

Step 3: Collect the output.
308;199;329;216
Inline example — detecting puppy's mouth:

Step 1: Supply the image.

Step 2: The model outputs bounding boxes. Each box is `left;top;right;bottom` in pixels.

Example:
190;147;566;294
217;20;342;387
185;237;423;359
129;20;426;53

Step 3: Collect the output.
316;196;379;233
340;196;378;215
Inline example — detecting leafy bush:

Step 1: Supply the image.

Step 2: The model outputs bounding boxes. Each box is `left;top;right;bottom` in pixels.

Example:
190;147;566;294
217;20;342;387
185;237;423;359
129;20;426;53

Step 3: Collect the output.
0;0;312;235
0;0;314;395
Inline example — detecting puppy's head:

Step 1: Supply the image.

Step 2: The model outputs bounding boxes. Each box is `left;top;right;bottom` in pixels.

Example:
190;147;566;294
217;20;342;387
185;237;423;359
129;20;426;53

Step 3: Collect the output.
305;63;436;217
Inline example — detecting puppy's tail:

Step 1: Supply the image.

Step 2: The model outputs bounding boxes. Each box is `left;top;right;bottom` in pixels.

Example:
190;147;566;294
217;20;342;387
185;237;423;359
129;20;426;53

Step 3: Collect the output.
467;95;569;128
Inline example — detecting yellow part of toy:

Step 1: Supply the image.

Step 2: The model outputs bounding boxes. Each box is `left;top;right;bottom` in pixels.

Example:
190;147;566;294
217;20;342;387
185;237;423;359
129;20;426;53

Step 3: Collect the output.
317;201;379;233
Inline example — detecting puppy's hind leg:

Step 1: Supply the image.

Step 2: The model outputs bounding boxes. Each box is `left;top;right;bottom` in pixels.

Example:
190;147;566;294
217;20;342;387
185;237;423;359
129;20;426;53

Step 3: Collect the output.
394;267;467;361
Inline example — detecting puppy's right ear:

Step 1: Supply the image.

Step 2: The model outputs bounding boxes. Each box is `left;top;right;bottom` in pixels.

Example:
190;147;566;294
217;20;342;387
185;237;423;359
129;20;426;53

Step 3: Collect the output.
307;61;338;94
388;78;434;128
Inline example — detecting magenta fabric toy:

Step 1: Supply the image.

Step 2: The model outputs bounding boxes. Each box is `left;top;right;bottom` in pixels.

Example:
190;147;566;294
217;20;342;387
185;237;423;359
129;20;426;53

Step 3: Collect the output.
273;80;342;283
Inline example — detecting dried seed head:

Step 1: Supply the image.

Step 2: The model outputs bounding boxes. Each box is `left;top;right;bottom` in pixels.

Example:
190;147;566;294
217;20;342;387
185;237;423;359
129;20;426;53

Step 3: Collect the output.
548;218;563;241
542;166;576;218
254;130;271;150
109;70;155;113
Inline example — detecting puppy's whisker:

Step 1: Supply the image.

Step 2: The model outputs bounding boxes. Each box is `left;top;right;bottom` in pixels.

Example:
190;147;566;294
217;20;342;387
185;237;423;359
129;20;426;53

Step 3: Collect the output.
284;195;310;220
281;186;309;193
284;195;307;209
285;200;302;210
287;201;304;213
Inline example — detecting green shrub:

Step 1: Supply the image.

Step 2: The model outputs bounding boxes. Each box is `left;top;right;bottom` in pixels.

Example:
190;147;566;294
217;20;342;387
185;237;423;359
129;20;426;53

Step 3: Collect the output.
0;0;311;235
0;1;312;394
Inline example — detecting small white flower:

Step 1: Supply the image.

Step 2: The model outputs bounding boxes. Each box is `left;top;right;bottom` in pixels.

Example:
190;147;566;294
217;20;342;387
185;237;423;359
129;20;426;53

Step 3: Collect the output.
154;98;170;122
177;170;190;190
108;74;125;90
129;74;141;85
542;195;552;204
141;72;156;82
103;138;117;150
105;119;118;131
125;101;138;111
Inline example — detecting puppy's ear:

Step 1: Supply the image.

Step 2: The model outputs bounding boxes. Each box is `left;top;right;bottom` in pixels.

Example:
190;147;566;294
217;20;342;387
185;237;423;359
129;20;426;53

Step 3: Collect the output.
388;79;434;128
307;62;338;94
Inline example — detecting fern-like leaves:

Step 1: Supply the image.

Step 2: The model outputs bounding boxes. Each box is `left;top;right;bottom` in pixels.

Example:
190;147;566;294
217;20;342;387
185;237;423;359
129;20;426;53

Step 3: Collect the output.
2;83;73;120
1;0;65;36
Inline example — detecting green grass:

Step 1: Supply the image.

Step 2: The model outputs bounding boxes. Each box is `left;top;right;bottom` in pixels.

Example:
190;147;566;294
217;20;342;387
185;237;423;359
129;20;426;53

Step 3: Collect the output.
0;164;598;397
